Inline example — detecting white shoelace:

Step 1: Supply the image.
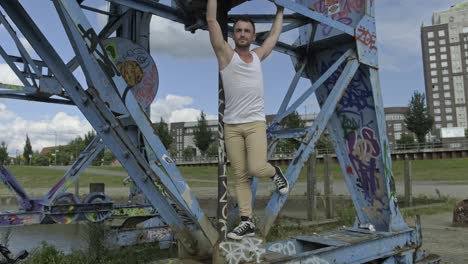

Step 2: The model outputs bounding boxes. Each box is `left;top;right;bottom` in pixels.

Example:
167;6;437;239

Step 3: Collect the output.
233;221;253;234
274;175;286;188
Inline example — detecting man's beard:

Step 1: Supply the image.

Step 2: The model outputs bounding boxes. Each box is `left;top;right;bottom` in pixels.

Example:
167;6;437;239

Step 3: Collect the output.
235;39;251;48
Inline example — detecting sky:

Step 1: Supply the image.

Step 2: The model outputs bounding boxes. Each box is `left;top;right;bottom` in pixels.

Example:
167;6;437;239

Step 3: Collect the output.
0;0;466;155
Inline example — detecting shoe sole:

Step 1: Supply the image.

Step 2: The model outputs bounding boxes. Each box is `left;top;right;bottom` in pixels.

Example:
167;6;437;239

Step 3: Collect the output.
227;232;255;240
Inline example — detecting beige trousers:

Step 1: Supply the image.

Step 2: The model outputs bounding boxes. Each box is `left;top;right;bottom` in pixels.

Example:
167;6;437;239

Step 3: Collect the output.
224;121;276;218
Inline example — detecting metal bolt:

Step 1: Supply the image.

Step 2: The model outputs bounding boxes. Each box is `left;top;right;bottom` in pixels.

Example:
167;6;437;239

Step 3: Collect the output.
102;125;110;133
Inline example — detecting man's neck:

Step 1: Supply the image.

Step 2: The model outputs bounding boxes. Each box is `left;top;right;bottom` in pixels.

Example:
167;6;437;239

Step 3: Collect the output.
234;47;251;57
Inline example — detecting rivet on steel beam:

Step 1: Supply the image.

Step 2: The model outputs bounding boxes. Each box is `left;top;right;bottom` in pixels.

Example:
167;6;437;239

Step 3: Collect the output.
81;96;88;105
123;151;130;159
102;125;110;133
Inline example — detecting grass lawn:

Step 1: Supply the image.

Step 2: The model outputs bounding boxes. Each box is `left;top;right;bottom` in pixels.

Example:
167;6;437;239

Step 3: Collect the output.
3;166;124;189
2;158;466;191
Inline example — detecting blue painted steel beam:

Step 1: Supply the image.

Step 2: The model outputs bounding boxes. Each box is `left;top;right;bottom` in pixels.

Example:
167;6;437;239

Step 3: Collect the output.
273;0;355;36
259;57;360;236
272;49;353;125
269;128;307;141
229;14;306;24
0;92;74;105
105;0;185;23
0;0;198;253
0;12;42;81
264;228;423;263
43;137;105;204
54;0;218;245
227;27;302;58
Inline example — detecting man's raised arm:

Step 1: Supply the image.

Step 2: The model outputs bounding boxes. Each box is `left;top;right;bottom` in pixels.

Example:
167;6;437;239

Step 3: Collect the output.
254;5;284;61
206;0;232;69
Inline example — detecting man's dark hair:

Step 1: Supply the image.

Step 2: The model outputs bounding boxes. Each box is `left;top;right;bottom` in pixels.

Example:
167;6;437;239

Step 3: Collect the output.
234;16;256;34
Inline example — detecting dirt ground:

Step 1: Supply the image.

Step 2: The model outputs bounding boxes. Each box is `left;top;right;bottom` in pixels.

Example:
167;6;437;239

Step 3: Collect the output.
415;211;468;264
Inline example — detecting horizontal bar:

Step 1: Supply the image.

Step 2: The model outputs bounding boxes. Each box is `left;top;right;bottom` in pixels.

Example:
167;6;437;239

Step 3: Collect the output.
273;0;355;36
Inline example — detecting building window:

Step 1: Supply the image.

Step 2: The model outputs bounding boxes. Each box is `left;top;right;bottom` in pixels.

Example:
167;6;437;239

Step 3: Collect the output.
441;61;448;67
433;93;440;99
438;30;445;37
428;41;435;47
441;54;447;60
442;69;449;75
434;116;441;122
444;92;451;98
447;123;453;127
430;70;437;76
395;132;402;140
434;100;440;106
431;78;438;83
429;55;436;61
428;32;434;38
443;84;450;90
443;77;449;83
434;108;441;114
446;107;452;113
445;100;452;106
436;124;442;129
432;85;439;91
429;48;435;54
447;115;453;121
440;39;446;45
394;123;402;131
430;63;437;69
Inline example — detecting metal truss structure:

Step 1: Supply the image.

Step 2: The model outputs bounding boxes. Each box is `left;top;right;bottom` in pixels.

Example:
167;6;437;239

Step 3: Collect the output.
0;0;441;263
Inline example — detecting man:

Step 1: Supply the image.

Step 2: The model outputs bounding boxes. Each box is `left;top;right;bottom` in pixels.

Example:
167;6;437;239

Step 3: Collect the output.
206;0;289;240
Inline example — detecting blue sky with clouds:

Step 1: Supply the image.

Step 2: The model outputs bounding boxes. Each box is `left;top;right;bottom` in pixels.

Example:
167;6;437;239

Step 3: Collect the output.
0;0;466;154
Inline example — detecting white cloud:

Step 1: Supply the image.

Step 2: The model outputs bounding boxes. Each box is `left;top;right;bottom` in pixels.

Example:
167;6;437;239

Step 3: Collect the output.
150;16;214;58
0;103;92;156
0;64;22;85
150;94;216;123
0;103;15;121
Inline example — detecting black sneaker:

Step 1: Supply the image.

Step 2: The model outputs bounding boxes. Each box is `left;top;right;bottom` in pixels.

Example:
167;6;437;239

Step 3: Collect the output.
271;166;289;195
227;218;255;240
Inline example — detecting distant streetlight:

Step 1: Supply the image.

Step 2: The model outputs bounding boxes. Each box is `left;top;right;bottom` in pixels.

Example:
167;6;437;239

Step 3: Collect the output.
55;149;59;165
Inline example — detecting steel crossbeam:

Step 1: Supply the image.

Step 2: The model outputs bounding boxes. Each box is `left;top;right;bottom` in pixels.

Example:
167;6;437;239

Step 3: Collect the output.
43;137;105;205
0;0;438;262
0;0;200;253
53;0;218;245
260;57;360;236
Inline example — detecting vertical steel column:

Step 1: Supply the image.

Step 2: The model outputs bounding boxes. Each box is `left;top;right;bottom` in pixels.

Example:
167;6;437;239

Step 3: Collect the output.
216;0;229;241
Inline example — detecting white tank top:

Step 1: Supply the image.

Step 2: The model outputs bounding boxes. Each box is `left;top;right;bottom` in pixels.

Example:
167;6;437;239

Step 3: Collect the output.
220;51;266;124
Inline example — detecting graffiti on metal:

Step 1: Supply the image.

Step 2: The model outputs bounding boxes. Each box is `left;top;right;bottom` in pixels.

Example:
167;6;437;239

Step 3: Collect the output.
306;0;365;38
268;240;297;256
219;238;265;264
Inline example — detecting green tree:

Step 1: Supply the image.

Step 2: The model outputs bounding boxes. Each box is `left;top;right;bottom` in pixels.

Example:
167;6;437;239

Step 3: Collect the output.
315;133;334;153
153;117;173;149
206;141;219;158
281;111;305;150
396;134;415;149
183;146;195;161
404;91;433;144
23;134;33;165
193;111;214;156
0;142;9;165
31;151;50;166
